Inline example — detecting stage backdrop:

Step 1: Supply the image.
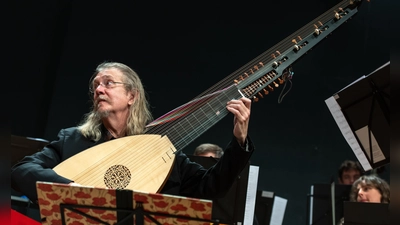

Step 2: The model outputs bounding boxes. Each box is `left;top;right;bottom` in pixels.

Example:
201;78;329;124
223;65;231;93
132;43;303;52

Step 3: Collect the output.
13;0;391;224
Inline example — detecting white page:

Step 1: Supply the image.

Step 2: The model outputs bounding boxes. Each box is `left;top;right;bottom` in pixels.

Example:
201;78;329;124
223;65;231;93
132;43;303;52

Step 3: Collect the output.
355;126;386;163
243;165;259;225
269;196;287;225
325;96;372;171
309;185;314;225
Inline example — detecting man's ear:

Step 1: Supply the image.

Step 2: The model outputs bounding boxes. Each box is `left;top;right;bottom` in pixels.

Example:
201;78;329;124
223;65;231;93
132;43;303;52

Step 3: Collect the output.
127;91;136;105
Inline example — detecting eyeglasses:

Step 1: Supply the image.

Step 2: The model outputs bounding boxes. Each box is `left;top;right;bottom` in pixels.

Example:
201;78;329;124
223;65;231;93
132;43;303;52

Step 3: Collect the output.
90;79;128;93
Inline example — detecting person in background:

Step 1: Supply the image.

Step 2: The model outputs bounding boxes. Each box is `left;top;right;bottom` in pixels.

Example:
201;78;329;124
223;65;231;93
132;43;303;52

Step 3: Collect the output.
337;160;364;185
349;174;390;203
11;61;254;205
193;143;224;158
338;174;390;225
193;143;259;225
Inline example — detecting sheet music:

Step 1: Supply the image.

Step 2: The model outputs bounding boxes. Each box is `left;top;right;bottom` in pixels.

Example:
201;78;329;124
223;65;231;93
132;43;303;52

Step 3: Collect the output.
331;182;336;225
354;126;386;163
243;165;259;225
325;96;372;171
261;190;274;198
309;185;314;225
269;196;287;225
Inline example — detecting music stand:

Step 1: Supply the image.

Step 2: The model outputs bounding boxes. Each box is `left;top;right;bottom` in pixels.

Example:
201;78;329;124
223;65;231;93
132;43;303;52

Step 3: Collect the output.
343;201;389;225
254;190;275;225
36;181;217;225
325;62;390;171
307;183;352;225
187;155;250;224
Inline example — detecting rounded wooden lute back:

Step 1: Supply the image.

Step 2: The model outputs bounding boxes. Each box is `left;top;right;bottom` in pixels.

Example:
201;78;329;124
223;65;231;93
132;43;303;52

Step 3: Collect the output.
53;134;176;193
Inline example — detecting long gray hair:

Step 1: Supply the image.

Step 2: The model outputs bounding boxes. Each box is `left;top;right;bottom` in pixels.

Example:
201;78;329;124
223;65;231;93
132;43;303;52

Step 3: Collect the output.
78;62;153;141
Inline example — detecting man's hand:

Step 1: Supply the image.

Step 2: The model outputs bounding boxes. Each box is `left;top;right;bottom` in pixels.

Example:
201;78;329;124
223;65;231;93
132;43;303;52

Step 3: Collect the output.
226;97;251;146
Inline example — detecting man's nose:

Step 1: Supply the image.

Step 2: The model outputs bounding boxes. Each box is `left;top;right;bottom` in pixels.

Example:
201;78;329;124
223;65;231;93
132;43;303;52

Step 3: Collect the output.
95;83;106;93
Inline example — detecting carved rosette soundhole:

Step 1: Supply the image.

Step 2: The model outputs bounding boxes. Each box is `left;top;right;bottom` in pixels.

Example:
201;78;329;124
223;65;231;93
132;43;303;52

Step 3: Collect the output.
104;165;131;189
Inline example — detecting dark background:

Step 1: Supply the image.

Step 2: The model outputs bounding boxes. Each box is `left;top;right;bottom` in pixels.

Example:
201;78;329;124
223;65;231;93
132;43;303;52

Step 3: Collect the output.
13;0;391;224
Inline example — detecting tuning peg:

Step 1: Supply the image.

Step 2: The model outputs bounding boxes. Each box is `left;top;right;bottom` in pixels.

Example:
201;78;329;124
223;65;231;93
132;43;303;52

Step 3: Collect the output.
273;81;279;88
313;22;324;36
278;77;284;84
263;88;269;95
334;11;342;20
253;96;259;102
268;85;274;91
258;92;264;99
338;7;347;15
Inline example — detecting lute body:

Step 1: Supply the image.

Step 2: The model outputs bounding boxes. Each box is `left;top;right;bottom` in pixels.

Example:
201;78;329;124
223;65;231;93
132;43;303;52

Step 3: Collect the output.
53;134;176;192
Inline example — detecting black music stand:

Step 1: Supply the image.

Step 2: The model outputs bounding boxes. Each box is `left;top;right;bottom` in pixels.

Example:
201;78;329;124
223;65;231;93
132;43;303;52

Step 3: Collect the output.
307;183;352;225
343;201;389;225
59;202;216;225
36;181;218;225
254;190;275;225
187;155;250;224
326;62;390;171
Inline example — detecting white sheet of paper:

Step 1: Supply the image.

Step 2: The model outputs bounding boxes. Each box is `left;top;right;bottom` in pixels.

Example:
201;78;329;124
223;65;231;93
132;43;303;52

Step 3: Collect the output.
269;196;287;225
325;96;372;171
243;165;259;225
355;126;386;163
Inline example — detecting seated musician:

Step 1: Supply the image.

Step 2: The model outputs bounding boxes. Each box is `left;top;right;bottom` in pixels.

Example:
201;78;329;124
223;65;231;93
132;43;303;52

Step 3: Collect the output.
338;174;390;225
11;61;255;206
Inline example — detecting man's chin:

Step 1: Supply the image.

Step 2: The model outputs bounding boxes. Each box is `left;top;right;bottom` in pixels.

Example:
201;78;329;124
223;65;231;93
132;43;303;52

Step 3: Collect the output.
96;109;110;118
